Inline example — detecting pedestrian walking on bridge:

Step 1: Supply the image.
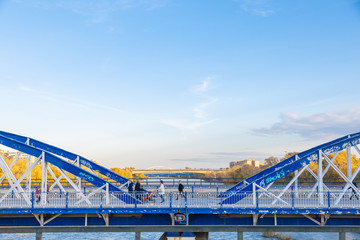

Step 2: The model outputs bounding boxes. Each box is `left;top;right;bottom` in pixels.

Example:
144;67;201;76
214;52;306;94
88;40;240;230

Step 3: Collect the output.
128;181;134;194
35;187;41;203
159;180;165;203
350;182;359;200
176;180;184;200
135;180;143;200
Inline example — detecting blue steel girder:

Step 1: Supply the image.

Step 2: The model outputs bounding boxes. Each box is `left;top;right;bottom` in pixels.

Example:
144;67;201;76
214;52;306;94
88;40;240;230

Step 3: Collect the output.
221;133;360;204
2;206;360;216
2;208;360;227
0;131;145;191
225;132;360;194
0;134;142;204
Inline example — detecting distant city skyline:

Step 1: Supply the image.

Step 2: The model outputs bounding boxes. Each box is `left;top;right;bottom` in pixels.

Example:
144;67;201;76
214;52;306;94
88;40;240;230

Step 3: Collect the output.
0;0;360;169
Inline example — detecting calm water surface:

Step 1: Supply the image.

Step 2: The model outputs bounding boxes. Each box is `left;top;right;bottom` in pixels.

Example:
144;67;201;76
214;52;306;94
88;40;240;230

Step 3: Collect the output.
0;232;359;240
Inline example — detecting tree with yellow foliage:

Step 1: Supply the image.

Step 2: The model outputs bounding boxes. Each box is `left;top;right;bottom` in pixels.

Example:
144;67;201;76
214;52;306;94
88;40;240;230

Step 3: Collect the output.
0;151;140;186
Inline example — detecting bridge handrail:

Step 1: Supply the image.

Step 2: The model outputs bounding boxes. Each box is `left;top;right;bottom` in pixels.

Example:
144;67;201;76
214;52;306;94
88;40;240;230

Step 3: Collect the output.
0;189;359;211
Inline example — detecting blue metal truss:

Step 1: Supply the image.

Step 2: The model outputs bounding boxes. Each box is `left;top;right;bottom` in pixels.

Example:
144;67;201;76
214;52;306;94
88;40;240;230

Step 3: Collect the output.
1;131;360;227
1;208;360;226
0;134;142;204
0;131;147;191
2;206;360;215
222;132;360;204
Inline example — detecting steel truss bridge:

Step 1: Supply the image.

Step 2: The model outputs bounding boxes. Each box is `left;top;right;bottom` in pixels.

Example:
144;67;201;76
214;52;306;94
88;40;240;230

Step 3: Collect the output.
1;131;360;239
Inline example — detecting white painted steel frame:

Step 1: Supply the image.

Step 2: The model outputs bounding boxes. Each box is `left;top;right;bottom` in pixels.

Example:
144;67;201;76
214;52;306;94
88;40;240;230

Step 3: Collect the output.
0;154;42;205
252;142;360;207
0;151;111;206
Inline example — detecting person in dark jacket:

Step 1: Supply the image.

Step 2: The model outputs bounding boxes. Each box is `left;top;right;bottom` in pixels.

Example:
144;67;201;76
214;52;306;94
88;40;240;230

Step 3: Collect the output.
176;180;184;200
128;181;134;194
135;180;141;191
135;180;142;200
350;182;359;200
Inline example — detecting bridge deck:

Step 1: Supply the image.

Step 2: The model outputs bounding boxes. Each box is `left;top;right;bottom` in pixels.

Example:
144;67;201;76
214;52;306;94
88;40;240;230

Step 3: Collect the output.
1;189;360;215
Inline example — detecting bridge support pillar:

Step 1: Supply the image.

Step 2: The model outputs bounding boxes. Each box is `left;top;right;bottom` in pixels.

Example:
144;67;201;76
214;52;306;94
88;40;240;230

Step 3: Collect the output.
339;232;345;240
135;232;141;240
237;230;243;240
36;231;42;240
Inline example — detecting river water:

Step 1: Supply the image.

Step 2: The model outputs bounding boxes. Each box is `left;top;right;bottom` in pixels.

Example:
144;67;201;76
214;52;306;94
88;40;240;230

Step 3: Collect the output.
0;232;359;239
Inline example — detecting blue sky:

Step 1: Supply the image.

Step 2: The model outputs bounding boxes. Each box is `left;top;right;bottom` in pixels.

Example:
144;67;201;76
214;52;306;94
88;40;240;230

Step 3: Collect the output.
0;0;360;169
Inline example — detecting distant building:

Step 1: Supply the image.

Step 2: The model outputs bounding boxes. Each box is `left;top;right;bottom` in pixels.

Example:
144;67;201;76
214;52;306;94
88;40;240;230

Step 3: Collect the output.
229;159;263;168
0;151;36;162
8;151;30;160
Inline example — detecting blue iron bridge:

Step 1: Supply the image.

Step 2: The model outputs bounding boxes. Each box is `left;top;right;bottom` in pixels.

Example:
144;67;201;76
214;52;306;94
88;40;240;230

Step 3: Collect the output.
0;131;360;228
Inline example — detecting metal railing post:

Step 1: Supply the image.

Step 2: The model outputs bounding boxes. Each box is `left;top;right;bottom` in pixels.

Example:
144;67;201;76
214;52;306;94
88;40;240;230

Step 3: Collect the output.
292;191;295;208
256;190;259;209
170;192;172;209
100;192;103;208
252;183;256;207
135;192;137;209
105;183;109;206
32;191;34;209
328;191;331;208
185;192;188;209
220;192;223;208
66;192;69;208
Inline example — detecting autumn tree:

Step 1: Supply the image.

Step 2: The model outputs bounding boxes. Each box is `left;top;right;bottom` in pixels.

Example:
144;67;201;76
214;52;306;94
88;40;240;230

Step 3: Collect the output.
283;152;298;160
263;156;279;168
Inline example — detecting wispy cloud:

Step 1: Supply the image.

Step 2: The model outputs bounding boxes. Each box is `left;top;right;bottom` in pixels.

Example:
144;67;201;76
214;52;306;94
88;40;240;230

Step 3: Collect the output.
194;78;210;92
19;84;122;112
209;151;270;158
64;0;168;23
192;76;217;93
162;77;219;132
253;109;360;139
169;157;221;163
192;98;218;120
170;151;271;163
17;0;168;23
235;0;275;17
162;118;218;131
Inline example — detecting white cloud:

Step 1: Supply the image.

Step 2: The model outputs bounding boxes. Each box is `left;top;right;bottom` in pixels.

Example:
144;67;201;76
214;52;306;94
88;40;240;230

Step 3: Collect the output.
162;78;220;132
253;109;360;139
170;151;271;163
18;84;122;112
192;98;218;120
196;79;209;92
19;84;36;93
162;118;218;131
17;0;168;23
235;0;275;17
193;76;218;93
